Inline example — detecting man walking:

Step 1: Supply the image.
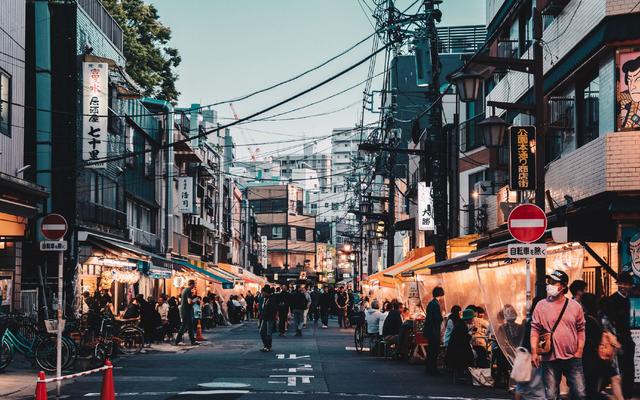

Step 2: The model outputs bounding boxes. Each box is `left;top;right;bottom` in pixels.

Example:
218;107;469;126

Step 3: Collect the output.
174;280;198;346
245;291;255;320
424;286;444;375
289;286;309;336
335;286;349;328
531;270;586;400
259;286;276;352
310;286;320;324
607;272;635;399
275;285;290;336
319;286;332;328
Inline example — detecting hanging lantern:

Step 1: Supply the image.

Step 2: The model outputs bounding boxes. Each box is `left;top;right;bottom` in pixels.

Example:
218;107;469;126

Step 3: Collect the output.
450;72;483;103
478;114;510;148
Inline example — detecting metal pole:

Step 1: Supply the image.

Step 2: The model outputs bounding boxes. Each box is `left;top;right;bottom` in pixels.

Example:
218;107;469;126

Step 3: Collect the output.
525;258;532;313
533;6;547;299
387;151;396;268
215;152;223;265
56;249;63;398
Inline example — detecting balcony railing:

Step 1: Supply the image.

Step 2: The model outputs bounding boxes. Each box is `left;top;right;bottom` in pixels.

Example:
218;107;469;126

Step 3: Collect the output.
129;226;157;251
78;201;127;229
459;112;485;152
437;25;486;54
77;0;123;52
172;232;189;256
188;241;203;257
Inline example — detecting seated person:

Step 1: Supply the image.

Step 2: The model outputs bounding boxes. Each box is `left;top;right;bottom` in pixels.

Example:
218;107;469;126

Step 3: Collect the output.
364;300;383;335
382;302;403;345
378;302;391;336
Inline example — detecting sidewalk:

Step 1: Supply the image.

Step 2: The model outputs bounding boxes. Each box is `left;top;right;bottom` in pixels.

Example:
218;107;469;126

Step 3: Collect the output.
0;323;245;399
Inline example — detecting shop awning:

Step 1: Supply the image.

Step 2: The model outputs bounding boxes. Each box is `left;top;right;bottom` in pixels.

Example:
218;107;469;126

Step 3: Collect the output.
384;251;436;279
365;247;434;288
173;259;233;286
87;235;176;275
414;246;506;274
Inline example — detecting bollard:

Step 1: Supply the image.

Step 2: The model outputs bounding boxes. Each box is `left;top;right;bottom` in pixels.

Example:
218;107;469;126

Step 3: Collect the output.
35;371;48;400
195;319;205;341
100;360;115;400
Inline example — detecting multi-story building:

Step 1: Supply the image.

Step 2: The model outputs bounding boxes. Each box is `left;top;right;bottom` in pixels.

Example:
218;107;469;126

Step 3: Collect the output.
274;142;332;192
247;184;318;284
0;0;49;313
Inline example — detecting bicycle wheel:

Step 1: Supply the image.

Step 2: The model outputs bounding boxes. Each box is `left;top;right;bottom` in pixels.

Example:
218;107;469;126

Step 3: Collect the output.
354;323;365;353
35;336;58;371
0;340;13;371
62;336;78;369
117;327;144;355
94;340;113;362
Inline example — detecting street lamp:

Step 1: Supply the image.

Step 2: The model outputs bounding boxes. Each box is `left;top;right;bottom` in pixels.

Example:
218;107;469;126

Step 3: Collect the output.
478;113;510;148
450;71;483;103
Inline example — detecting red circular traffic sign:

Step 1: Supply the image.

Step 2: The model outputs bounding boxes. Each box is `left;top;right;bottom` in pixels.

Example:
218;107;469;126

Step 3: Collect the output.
41;214;68;240
507;204;547;243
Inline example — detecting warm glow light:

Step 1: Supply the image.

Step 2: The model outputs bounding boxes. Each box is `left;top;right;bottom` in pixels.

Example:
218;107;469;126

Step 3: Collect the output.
472;191;479;199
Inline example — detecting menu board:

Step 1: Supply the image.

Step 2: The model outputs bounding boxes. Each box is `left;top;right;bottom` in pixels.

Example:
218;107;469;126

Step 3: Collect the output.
632;329;640;382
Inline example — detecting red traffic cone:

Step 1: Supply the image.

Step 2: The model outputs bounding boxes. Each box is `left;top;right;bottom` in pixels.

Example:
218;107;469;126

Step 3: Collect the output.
195;320;205;341
35;371;48;400
100;359;115;400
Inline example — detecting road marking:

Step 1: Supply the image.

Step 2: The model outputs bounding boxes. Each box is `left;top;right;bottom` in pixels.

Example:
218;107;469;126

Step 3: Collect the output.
276;353;311;360
198;382;251;388
345;346;370;351
83;391;507;399
178;390;251;395
269;374;314;386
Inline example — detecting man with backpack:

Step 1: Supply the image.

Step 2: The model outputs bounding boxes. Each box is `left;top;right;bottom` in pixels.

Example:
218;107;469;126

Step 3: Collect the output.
607;272;635;400
530;270;586;400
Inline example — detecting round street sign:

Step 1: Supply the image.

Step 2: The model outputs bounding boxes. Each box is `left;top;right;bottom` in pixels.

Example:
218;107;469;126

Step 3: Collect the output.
41;214;68;241
507;204;547;243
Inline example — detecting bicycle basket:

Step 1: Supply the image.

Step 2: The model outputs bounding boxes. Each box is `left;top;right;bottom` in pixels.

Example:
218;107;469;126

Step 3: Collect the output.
44;319;65;334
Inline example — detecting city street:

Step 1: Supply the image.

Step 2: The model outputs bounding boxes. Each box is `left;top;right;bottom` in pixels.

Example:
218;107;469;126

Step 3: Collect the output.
28;319;507;400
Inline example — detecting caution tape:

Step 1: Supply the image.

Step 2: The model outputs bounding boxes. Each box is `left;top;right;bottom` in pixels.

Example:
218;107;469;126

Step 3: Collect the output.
36;364;112;383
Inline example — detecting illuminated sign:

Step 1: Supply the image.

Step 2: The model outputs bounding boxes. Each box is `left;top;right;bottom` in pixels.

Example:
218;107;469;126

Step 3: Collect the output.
509;126;536;191
418;182;434;231
82;63;108;168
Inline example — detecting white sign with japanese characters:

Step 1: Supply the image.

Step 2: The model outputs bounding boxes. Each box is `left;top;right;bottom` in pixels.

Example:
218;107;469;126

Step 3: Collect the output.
40;240;68;251
261;235;268;269
507;243;547;259
82;62;108;168
178;177;194;213
418;182;434;231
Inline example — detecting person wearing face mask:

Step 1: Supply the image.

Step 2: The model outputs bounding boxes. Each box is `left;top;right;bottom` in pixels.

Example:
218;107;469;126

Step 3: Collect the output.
423;286;445;375
606;272;635;400
530;270;586;400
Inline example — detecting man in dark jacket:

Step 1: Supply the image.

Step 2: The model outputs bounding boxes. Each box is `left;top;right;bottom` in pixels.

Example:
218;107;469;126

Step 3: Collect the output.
259;286;277;352
607;272;635;399
382;302;403;337
335;286;349;328
319;286;333;328
289;286;309;336
245;291;255;320
424;286;444;375
274;285;290;336
310;287;320;324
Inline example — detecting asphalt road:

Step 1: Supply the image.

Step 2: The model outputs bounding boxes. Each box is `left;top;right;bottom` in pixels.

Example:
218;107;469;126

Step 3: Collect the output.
41;318;510;400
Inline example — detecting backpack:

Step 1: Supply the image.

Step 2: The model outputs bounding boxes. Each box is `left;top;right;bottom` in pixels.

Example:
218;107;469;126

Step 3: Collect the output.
598;330;620;361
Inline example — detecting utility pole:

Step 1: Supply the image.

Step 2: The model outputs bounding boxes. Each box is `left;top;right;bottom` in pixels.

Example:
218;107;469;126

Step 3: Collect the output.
214;150;223;265
387;149;396;268
243;198;250;270
532;6;546;299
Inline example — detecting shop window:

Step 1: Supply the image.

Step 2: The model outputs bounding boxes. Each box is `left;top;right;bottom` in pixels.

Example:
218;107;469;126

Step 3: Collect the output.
577;72;600;147
0;70;11;137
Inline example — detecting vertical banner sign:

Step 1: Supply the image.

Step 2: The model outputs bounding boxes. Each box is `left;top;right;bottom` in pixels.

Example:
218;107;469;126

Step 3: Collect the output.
178;177;194;213
509;126;536;191
260;236;268;269
82;63;108;168
418;182;434;231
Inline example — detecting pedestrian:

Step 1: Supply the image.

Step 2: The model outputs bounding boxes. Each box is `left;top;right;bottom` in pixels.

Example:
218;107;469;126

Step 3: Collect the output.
259;285;277;352
606;272;635;400
167;296;181;338
531;270;586;400
424;286;444;375
570;280;587;304
156;296;170;341
582;293;623;400
310;286;320;324
275;285;290;336
174;280;198;346
289;285;308;336
245;291;255;320
514;296;546;400
302;286;311;327
335;286;349;328
193;296;202;331
319;285;332;328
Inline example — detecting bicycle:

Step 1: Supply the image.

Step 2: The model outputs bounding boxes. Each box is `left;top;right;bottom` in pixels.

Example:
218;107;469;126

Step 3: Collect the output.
0;326;76;372
93;315;144;361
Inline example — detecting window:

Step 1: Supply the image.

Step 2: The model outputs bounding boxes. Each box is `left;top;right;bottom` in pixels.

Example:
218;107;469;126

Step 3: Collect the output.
127;199;153;232
0;70;10;136
144;140;153;177
296;227;306;241
577;72;599;146
272;226;284;239
90;173;118;209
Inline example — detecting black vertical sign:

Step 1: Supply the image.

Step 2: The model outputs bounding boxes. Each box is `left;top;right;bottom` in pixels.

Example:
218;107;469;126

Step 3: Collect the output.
509;126;536;191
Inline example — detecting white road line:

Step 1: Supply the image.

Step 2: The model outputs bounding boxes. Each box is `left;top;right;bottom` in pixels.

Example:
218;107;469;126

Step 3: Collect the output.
178;390;251;395
198;382;251;388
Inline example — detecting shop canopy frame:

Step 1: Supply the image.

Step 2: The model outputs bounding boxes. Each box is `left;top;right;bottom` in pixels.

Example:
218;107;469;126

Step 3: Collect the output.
173;259;234;287
88;235;175;275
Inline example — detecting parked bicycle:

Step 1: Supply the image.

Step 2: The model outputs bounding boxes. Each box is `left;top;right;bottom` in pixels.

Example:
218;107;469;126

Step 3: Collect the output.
0;323;76;372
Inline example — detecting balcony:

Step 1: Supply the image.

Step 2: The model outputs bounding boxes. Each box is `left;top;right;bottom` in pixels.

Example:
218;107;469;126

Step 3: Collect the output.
77;0;123;52
459;113;485;152
129;226;158;251
545;131;640;210
78;201;127;230
188;240;203;257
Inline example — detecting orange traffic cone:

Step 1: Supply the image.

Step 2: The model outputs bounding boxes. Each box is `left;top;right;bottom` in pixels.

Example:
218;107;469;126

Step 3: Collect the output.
195;319;205;341
100;359;115;400
35;371;48;400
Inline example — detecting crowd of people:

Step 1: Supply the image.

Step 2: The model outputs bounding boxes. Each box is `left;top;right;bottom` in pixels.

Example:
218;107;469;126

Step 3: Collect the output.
417;269;635;400
81;280;260;346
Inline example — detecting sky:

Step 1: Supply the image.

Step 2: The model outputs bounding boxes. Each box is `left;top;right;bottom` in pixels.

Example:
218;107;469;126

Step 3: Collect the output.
149;0;486;160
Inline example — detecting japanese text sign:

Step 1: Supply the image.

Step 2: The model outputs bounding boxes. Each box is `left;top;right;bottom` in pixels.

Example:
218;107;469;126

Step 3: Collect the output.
82;63;108;168
509;126;536;191
418;182;434;231
178;176;194;213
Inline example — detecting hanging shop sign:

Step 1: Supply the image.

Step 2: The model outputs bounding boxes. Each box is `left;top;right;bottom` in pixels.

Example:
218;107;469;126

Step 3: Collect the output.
408;281;419;299
616;49;640;131
509;126;536;191
82;62;108;168
417;182;434;231
173;276;186;288
178;177;194;213
260;235;268;269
